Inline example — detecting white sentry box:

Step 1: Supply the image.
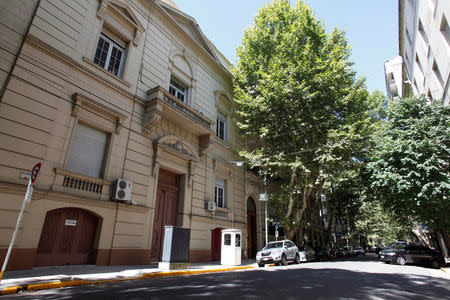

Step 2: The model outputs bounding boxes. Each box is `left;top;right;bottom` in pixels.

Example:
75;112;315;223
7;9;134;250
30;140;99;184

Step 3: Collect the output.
221;229;242;265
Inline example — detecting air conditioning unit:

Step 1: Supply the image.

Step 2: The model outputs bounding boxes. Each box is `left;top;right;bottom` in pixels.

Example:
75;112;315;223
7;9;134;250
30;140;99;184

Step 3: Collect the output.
205;201;216;212
113;179;132;201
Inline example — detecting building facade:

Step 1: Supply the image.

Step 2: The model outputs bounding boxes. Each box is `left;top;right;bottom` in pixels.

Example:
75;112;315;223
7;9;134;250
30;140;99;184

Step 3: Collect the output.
387;0;450;104
0;0;265;270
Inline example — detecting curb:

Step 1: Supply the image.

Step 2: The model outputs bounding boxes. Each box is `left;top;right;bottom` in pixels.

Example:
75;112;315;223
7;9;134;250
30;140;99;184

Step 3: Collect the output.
0;265;254;295
441;267;449;275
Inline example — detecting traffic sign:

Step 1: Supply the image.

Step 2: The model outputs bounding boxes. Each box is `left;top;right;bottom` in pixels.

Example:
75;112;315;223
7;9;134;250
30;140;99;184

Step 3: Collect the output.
259;193;268;201
30;163;41;183
25;186;33;203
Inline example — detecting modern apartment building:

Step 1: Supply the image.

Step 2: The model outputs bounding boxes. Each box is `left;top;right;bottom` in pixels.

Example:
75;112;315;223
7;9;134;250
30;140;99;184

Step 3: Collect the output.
0;0;265;270
386;0;450;104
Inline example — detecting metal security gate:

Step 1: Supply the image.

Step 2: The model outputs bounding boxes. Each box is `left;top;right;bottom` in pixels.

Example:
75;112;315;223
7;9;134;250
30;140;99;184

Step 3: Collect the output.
34;208;98;267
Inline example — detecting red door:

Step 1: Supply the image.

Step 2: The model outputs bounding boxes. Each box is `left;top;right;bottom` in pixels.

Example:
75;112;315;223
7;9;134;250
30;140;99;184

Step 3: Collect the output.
151;169;179;261
211;228;222;261
34;208;98;266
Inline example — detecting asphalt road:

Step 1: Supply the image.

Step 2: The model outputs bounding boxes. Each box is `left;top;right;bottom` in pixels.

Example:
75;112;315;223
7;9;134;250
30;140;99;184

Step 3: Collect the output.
3;254;449;299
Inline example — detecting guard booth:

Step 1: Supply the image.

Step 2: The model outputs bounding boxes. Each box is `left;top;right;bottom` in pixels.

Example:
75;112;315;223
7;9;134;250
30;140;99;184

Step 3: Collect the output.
221;229;242;265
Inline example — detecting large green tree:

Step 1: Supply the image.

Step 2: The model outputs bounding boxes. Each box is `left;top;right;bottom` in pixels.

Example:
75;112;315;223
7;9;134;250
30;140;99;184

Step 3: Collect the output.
233;0;374;238
365;97;450;232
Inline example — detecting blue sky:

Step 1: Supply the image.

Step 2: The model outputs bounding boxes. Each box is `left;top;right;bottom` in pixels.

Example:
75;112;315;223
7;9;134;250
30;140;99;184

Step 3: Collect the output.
173;0;399;94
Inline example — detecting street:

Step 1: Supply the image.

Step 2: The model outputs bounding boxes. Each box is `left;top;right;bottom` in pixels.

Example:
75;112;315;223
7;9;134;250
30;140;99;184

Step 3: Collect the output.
3;254;449;299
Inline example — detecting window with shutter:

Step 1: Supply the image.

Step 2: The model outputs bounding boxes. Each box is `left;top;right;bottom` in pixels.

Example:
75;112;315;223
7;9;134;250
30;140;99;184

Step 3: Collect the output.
215;178;226;208
67;123;108;178
216;112;227;141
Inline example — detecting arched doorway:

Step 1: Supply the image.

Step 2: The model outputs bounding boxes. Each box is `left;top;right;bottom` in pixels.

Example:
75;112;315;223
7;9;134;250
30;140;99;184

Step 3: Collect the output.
34;207;99;267
211;227;222;261
247;197;257;258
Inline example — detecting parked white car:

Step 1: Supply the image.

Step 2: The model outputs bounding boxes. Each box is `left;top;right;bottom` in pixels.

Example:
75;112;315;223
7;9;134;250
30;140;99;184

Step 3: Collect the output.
256;240;300;267
354;246;365;255
298;246;316;262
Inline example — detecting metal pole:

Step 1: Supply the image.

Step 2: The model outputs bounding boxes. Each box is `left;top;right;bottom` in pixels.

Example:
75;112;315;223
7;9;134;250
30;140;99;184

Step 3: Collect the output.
0;179;31;282
264;174;268;245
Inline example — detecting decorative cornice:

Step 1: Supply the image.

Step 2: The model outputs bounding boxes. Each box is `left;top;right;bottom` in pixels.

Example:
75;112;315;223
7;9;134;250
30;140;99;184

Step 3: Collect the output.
72;92;128;134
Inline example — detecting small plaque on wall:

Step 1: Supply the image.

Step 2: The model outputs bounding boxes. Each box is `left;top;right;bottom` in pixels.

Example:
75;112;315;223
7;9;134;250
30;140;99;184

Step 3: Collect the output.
65;219;77;226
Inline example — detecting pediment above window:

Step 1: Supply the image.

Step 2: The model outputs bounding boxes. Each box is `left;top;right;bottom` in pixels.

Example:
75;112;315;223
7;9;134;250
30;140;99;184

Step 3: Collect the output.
215;91;233;114
72;93;127;134
98;0;145;45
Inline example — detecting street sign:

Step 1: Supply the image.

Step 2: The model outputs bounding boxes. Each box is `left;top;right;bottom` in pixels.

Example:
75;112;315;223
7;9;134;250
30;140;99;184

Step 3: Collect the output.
31;163;41;184
275;230;279;238
25;186;33;203
259;193;268;201
0;162;42;282
275;222;279;231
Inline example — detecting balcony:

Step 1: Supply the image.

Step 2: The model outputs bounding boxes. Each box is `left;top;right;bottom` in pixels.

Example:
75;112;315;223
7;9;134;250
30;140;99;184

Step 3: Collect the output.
144;86;214;136
53;168;112;201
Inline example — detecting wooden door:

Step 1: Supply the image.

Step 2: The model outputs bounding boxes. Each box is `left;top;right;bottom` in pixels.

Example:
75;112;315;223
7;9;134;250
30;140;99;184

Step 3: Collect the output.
151;169;179;261
211;228;222;261
34;208;98;266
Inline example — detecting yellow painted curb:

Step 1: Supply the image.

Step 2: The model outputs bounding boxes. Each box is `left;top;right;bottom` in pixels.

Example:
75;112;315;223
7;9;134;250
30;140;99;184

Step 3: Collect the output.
2;265;255;294
1;286;22;295
441;267;449;275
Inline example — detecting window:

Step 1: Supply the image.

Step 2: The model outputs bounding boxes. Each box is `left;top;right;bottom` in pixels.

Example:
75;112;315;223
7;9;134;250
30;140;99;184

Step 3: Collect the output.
418;20;429;44
169;78;188;103
433;60;444;87
235;234;241;247
94;33;126;77
415;54;424;75
441;16;450;45
216;112;226;141
67;123;108;178
224;234;231;246
215;178;226;208
406;28;413;47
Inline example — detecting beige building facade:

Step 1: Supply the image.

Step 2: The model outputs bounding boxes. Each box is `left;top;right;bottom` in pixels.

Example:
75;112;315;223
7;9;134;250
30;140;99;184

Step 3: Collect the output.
387;0;450;104
0;0;265;270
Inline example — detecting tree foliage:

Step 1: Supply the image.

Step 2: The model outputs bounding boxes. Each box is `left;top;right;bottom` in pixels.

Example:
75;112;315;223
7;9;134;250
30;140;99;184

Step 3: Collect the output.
233;0;374;238
365;97;450;231
354;201;413;246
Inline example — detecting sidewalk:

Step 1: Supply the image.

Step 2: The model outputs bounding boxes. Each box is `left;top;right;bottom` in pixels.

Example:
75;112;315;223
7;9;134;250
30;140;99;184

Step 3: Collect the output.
0;260;257;295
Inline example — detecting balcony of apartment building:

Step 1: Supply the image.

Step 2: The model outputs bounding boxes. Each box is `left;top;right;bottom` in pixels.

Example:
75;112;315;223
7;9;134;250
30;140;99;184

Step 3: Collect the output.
144;86;215;157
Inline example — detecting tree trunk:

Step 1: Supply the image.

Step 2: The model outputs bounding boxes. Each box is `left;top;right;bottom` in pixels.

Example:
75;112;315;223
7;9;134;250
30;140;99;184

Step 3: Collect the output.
284;174;316;240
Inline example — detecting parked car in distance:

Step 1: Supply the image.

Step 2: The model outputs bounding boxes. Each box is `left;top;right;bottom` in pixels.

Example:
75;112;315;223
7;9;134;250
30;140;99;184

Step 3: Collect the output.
343;246;354;256
354;246;365;255
379;244;445;269
315;247;331;261
336;248;347;258
256;240;300;267
298;245;316;262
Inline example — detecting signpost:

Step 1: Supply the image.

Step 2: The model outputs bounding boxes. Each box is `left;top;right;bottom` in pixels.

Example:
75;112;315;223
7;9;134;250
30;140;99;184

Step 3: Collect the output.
0;163;41;282
259;174;268;245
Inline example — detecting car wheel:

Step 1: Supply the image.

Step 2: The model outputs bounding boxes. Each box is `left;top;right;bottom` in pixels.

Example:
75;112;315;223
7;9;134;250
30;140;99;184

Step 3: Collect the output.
258;263;265;268
396;256;406;265
281;255;287;266
274;262;280;266
431;260;440;269
294;253;300;264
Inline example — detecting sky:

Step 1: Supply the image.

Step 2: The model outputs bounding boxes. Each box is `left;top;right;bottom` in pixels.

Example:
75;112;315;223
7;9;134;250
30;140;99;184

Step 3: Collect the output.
172;0;399;94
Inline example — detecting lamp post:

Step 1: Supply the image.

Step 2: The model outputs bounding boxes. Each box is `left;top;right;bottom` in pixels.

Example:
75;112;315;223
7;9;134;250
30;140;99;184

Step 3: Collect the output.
264;174;268;245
